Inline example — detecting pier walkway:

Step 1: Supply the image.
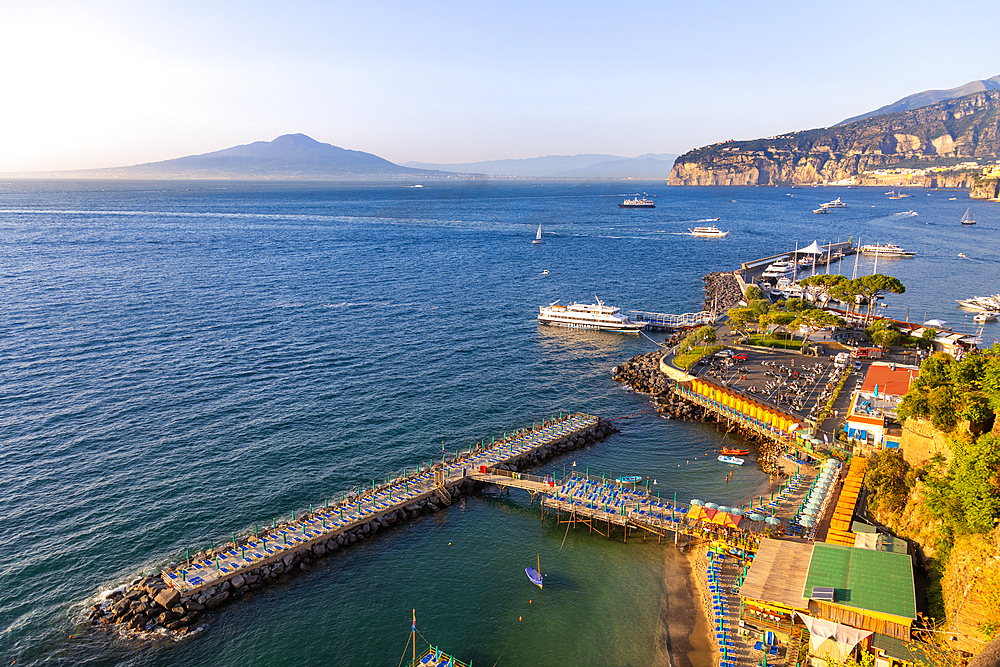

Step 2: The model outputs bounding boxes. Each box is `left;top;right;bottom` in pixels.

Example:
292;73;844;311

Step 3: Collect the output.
471;470;775;542
630;310;715;331
161;414;600;595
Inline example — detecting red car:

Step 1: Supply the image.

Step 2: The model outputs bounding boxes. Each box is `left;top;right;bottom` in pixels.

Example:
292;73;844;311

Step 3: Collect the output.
732;353;748;362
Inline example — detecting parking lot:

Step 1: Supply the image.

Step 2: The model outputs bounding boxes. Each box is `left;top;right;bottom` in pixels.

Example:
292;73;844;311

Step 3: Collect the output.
690;346;850;425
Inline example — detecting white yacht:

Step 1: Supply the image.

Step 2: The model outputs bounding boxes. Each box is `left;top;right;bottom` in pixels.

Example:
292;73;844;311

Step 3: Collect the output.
957;294;1000;312
689;225;729;237
822;197;848;208
859;243;915;258
538;297;646;333
973;312;998;323
760;260;797;280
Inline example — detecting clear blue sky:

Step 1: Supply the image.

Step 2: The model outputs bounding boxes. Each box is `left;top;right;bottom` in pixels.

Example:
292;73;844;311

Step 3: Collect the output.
3;0;999;171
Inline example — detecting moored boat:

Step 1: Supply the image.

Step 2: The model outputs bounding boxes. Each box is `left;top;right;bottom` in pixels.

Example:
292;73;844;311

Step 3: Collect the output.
616;475;642;483
538;296;646;333
526;554;543;589
821;197;848;208
718;455;745;466
721;448;749;456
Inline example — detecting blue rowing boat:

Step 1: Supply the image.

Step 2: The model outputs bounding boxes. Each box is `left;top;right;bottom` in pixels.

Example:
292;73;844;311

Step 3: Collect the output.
616;475;642;483
526;554;543;588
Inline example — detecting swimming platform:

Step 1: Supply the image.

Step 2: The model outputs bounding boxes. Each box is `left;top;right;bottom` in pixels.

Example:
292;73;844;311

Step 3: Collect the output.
161;413;601;594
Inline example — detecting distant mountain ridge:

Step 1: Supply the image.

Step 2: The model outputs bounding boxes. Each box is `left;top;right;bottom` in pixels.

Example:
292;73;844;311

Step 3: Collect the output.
51;134;457;180
838;75;1000;125
404;153;678;178
669;89;1000;187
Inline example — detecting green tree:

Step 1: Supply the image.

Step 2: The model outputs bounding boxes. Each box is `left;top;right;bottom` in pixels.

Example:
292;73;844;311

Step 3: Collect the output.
851;274;906;323
748;298;772;318
726;307;757;338
744;285;764;301
950;433;1000;533
800;274;850;307
696;326;718;344
867;319;902;347
863;449;911;515
783;297;813;313
928;385;958;431
962;394;993;426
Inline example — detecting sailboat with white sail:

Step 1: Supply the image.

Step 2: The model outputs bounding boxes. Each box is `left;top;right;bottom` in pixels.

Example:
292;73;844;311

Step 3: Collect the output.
532;224;544;244
960;208;977;226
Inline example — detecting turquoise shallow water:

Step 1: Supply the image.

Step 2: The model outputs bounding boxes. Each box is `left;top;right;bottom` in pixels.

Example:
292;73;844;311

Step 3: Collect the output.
0;180;996;666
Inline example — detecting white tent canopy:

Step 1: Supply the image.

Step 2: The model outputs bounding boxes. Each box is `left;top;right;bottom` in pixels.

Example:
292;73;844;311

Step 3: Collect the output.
795;612;873;661
799;240;824;255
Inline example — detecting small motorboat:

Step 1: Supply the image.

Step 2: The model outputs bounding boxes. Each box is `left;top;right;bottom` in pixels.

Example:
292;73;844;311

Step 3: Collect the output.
616;475;642;483
813;208;830;214
718;455;745;466
721;448;750;456
541;270;549;276
526;555;543;589
974;312;998;323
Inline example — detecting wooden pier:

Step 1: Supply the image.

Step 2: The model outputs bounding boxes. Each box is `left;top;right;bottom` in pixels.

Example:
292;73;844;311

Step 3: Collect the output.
160;413;600;595
470;470;774;543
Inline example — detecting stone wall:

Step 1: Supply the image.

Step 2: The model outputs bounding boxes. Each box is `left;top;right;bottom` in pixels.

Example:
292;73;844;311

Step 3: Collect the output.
899;417;953;467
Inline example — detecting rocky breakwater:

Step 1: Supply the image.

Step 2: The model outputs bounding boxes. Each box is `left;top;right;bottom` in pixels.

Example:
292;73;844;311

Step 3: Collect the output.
88;480;479;636
613;351;785;474
488;419;619;475
702;272;742;313
88;418;619;638
613;349;706;422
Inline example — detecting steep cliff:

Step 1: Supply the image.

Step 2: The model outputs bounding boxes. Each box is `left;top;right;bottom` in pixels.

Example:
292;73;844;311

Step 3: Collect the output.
669;91;1000;186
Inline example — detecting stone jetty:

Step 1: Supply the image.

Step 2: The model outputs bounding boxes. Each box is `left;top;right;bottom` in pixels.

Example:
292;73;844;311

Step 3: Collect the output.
88;414;618;637
702;271;742;313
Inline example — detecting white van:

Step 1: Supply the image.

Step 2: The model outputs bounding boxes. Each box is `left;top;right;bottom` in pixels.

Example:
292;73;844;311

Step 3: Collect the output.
834;352;850;368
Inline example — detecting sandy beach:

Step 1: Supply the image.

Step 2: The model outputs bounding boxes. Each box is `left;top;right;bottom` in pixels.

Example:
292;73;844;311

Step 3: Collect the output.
654;541;716;667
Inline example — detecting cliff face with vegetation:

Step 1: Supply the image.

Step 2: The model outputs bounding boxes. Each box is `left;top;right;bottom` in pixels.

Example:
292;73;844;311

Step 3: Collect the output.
865;350;1000;654
669;91;1000;186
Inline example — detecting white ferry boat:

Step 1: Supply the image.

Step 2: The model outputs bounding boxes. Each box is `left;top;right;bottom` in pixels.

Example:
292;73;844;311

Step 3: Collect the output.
859;243;915;258
760;260;796;280
822;197;848;208
619;197;655;208
688;225;729;237
538;297;646;333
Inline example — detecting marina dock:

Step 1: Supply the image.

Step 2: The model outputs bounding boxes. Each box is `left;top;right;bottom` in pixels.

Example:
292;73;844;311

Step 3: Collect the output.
161;413;601;595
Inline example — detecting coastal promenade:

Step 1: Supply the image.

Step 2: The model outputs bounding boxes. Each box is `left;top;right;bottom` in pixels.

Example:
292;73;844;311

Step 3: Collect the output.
161;413;600;595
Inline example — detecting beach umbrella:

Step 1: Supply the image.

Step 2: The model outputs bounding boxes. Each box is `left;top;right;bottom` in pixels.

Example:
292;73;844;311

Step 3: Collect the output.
690;499;704;506
799;515;816;527
705;502;719;510
802;508;817;517
748;512;765;522
765;516;781;526
718;506;732;513
729;507;745;516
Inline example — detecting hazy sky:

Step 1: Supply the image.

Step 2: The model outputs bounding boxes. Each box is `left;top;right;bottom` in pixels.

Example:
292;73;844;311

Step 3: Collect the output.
3;0;999;172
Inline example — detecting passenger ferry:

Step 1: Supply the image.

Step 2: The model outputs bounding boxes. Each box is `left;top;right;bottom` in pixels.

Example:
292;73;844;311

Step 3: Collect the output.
619;197;655;208
688;224;729;237
538;297;646;333
859;243;915;258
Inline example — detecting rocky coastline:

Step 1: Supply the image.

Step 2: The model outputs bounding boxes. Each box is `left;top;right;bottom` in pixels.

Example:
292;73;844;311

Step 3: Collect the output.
701;272;742;314
88;419;619;638
612;350;784;476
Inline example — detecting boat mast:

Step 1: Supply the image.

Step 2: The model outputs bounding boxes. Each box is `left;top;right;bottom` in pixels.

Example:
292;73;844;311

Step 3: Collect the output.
412;609;416;666
851;237;860;280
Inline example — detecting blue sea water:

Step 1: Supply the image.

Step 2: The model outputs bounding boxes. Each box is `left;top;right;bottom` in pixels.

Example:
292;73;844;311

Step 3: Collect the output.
0;180;996;666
